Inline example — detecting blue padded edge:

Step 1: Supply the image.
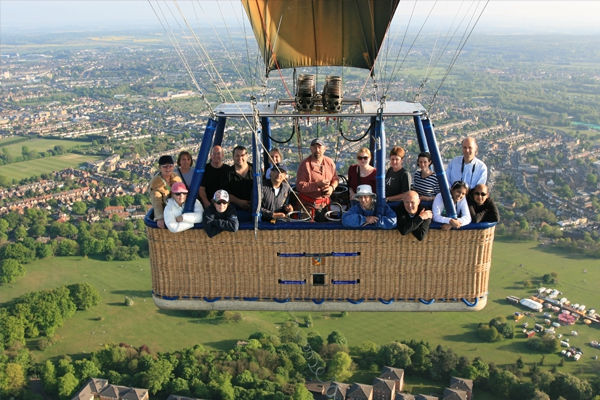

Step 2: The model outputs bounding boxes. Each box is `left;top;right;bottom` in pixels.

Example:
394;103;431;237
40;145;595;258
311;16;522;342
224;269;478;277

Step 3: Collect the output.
145;209;496;231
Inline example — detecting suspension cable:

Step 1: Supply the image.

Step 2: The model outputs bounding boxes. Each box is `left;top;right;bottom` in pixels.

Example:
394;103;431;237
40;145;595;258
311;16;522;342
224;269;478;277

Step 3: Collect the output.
428;0;489;113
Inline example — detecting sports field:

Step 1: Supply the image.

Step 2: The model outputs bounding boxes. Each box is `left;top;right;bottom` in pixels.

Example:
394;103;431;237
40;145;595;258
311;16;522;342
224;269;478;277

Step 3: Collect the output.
0;138;92;154
0;154;103;181
1;241;599;391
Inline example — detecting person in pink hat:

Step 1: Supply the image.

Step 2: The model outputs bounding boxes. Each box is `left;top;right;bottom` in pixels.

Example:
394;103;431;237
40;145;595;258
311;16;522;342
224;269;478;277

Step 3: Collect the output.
202;190;239;238
163;182;204;233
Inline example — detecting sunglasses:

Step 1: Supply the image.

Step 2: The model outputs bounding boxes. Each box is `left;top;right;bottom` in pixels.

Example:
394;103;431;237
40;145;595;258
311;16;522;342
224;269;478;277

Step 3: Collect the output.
214;200;228;205
161;164;174;168
473;192;487;196
357;156;369;160
172;192;187;196
452;181;468;190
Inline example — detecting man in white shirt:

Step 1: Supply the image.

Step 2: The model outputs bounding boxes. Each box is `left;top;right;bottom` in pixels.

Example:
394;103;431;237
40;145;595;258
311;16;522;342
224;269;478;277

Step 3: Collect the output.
445;137;487;189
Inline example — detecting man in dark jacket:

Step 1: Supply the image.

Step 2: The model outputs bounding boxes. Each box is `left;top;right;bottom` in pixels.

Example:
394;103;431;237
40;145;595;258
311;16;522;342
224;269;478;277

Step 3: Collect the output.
467;184;499;223
203;190;239;238
396;190;432;241
261;163;293;222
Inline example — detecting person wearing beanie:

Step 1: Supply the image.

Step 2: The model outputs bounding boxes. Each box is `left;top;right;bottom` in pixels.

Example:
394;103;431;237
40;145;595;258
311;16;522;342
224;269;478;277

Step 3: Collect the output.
163;182;204;233
203;190;239;238
149;155;182;229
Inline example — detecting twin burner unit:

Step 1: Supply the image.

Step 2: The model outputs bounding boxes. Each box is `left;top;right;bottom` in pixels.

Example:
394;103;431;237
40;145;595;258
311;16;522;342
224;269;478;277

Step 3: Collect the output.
295;74;343;113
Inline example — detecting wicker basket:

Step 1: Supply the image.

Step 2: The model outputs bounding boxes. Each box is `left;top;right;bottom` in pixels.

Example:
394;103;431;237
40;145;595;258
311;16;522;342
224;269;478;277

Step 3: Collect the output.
147;222;495;312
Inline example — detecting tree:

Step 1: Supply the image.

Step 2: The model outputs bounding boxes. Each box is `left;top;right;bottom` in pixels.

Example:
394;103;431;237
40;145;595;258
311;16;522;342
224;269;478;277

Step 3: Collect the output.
57;372;79;398
327;330;347;346
328;352;353;381
14;225;28;241
279;321;304;344
378;342;414;369
429;346;458;381
411;343;432;374
488;370;519;398
307;331;325;353
0;243;35;263
67;283;101;310
0;311;25;349
547;372;593;400
531;390;550;400
0;259;26;283
2;363;26;397
147;358;174;394
57;239;79;256
74;359;102;382
72;201;87;215
304;314;313;327
293;383;314;400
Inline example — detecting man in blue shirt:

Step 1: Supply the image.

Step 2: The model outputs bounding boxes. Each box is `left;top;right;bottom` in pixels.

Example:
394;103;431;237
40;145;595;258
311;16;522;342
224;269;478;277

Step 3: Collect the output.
445;137;487;189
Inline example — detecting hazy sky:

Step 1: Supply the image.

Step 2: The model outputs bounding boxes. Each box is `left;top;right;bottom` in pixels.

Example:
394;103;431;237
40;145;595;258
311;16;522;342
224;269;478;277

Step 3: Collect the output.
1;1;600;35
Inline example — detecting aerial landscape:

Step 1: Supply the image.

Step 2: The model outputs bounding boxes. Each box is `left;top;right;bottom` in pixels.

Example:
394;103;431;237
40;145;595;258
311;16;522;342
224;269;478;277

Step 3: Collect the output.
1;1;600;400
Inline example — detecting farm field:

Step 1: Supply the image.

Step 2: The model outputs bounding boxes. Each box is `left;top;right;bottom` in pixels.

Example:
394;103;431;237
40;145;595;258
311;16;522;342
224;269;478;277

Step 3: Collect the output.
1;240;599;387
0;153;103;181
0;138;92;154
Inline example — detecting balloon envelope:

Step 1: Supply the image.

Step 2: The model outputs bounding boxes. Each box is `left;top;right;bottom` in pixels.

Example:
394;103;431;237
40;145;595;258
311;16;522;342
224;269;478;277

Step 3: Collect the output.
242;0;400;73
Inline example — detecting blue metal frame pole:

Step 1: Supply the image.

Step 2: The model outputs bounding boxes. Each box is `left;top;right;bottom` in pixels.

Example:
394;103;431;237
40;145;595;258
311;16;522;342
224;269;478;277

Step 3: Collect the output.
184;117;218;212
413;114;429;153
213;115;227;146
261;117;272;172
374;113;387;215
422;117;456;218
252;126;262;224
369;116;376;167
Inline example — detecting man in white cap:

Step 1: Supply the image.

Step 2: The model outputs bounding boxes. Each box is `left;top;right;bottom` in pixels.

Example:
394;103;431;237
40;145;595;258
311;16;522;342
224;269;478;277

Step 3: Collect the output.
342;184;397;229
202;190;239;238
296;138;339;221
163;182;204;233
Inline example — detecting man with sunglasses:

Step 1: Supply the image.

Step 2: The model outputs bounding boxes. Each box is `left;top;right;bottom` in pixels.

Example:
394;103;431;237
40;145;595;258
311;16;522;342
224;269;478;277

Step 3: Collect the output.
221;145;253;222
445;137;488;189
203;190;239;238
467;184;499;223
163;182;203;233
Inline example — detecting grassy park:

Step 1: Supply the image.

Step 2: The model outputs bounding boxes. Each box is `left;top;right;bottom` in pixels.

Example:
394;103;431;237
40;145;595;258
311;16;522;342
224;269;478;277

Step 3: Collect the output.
0;137;92;154
1;240;599;391
0;154;103;181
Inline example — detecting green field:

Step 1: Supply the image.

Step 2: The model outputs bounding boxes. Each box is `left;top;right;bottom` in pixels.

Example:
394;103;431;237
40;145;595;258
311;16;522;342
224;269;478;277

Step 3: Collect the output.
0;153;103;181
0;138;92;154
1;241;599;393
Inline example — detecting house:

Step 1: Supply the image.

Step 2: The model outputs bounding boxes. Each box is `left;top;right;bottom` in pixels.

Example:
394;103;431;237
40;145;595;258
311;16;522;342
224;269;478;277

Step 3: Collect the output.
395;395;438;400
346;382;374;400
379;366;405;392
326;381;351;400
449;377;473;400
443;387;468;400
372;377;396;400
70;378;148;400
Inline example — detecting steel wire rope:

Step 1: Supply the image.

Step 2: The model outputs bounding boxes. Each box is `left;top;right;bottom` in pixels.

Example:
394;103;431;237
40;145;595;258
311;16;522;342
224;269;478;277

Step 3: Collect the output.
427;0;489;113
253;0;294;99
378;0;409;95
233;0;263;98
382;0;437;98
416;0;472;101
167;0;227;104
195;0;249;88
169;0;258;131
358;0;400;101
148;0;215;116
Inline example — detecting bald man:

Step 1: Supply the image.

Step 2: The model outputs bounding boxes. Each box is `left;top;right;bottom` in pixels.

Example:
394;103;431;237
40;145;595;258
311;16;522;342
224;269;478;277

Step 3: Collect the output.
467;184;499;223
395;190;433;241
445;137;488;189
199;145;229;209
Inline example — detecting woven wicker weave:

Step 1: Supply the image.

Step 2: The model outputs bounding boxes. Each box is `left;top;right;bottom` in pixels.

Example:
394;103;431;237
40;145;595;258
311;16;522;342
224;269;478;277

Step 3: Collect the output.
147;225;494;311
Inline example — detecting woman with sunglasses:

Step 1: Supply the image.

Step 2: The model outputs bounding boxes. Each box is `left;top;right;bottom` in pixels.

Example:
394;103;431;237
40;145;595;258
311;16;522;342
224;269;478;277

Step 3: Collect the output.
348;147;376;199
164;182;204;233
203;190;239;238
432;181;471;231
149;155;182;229
411;152;439;202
